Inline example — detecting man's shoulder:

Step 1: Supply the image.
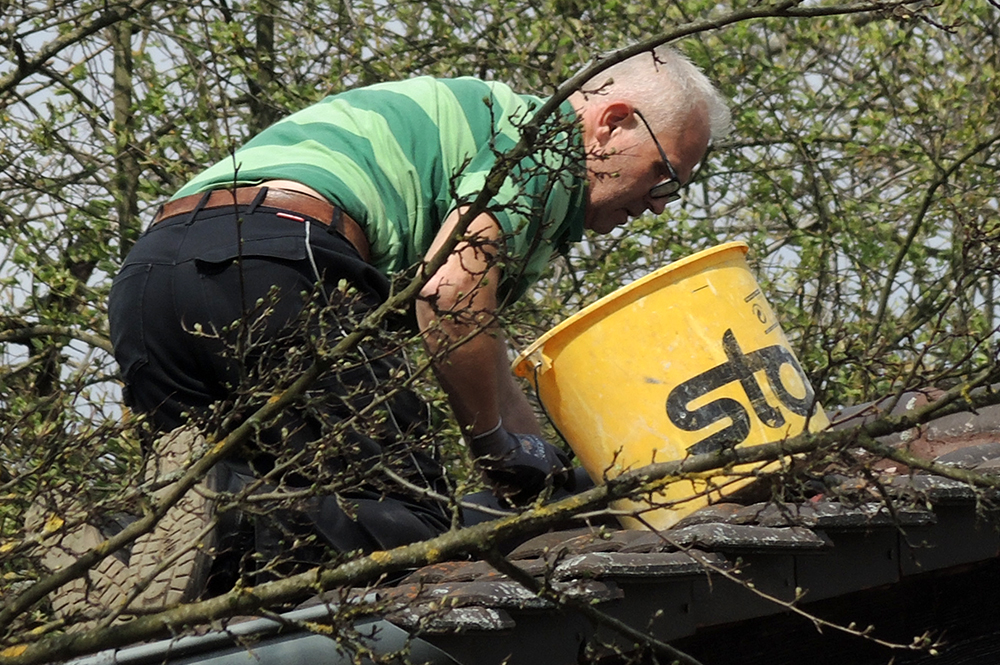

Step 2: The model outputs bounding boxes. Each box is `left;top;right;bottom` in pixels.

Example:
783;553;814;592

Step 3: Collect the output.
346;76;539;109
337;75;492;97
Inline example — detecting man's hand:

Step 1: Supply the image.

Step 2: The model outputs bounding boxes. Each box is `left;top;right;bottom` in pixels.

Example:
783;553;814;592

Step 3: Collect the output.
469;425;574;505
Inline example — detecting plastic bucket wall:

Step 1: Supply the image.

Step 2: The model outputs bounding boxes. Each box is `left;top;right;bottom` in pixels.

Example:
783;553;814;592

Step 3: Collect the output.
513;242;828;530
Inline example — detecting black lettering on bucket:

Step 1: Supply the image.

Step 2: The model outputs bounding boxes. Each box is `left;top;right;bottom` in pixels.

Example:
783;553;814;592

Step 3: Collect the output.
666;328;816;456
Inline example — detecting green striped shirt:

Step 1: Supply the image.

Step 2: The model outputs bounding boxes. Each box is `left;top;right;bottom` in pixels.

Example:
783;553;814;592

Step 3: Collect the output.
173;76;587;299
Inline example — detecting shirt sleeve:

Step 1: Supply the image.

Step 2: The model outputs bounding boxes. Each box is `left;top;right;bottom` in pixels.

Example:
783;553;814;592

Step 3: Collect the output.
451;101;586;301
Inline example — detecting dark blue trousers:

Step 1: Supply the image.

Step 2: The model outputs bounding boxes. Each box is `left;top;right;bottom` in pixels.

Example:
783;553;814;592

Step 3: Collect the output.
109;203;451;587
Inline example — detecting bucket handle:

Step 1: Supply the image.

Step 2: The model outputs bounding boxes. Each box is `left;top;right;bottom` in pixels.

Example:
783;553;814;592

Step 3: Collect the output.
520;351;577;463
515;349;552;379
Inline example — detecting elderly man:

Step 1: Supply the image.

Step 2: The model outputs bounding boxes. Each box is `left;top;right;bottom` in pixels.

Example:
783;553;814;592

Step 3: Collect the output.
107;45;729;597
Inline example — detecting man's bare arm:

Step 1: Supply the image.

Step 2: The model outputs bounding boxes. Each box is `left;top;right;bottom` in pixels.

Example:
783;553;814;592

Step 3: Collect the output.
416;207;542;437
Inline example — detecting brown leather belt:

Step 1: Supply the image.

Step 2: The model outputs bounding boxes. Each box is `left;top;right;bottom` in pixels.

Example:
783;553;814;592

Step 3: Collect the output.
152;187;371;262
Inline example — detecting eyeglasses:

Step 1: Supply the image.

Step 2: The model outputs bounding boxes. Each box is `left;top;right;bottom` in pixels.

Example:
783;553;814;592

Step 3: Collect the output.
633;109;682;203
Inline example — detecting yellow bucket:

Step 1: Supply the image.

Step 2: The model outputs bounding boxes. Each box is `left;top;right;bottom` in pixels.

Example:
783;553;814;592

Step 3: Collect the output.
513;242;828;530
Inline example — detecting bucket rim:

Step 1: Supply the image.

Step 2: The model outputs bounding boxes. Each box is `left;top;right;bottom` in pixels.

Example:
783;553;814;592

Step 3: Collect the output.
513;241;750;373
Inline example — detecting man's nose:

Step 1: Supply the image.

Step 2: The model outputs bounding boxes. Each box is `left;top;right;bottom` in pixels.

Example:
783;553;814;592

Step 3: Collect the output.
648;197;668;216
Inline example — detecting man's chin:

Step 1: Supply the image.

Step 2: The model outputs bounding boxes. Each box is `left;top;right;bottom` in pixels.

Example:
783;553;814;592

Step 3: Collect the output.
587;213;627;235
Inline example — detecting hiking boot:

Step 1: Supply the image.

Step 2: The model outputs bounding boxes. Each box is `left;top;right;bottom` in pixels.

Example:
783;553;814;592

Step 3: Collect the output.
23;502;131;622
130;426;217;609
27;426;216;627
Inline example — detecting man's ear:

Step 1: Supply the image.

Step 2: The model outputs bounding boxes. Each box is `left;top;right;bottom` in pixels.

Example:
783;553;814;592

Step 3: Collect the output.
593;100;635;145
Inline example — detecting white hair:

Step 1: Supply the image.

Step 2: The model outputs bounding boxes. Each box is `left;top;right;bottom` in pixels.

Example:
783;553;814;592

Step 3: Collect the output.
582;45;731;141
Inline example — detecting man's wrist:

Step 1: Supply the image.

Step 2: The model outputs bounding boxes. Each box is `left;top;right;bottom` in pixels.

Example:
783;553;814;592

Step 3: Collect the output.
470;417;504;441
468;420;517;459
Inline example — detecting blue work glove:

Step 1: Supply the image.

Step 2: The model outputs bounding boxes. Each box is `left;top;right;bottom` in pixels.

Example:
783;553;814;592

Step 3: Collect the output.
469;425;574;505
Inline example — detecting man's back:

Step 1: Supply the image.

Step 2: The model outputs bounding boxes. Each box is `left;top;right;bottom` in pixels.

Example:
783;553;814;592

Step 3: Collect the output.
172;77;586;292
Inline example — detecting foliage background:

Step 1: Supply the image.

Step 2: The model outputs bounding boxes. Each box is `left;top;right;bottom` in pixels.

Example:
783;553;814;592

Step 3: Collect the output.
0;0;998;654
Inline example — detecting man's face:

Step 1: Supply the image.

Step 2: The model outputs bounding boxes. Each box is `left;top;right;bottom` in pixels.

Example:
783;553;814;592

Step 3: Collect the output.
583;107;711;234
